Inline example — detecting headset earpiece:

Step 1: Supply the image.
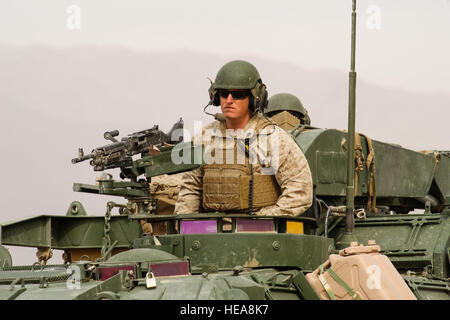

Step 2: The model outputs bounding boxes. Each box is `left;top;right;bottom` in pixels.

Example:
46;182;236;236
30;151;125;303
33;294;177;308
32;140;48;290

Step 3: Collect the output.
208;87;220;106
207;78;220;106
259;86;268;110
251;81;268;111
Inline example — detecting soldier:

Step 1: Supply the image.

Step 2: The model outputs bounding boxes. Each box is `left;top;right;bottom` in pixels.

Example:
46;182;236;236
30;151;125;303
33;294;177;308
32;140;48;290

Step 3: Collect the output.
264;93;311;131
174;60;313;216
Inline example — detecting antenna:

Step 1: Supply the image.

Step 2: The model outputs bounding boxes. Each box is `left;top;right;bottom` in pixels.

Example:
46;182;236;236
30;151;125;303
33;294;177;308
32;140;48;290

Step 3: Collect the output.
341;0;359;246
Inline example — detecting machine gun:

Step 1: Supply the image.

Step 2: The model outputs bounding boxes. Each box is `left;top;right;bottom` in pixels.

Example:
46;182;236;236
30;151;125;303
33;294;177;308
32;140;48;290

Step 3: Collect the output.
71;118;184;171
70;118;198;259
71;117;201;207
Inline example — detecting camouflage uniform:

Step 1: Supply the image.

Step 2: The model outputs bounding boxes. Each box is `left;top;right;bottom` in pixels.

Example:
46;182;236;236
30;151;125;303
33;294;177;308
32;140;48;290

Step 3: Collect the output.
174;113;313;216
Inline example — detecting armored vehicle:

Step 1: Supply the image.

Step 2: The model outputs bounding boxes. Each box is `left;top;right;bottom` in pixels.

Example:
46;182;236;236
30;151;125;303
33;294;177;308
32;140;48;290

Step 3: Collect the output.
1;117;448;301
0;1;448;301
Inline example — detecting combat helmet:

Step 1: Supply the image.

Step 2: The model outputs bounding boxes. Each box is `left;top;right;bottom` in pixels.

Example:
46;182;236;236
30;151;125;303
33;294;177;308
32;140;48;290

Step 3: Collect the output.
208;60;268;112
265;93;310;125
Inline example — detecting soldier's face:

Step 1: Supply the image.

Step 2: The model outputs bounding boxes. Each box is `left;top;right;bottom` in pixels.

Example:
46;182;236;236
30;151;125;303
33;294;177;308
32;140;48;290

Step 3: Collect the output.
219;90;251;124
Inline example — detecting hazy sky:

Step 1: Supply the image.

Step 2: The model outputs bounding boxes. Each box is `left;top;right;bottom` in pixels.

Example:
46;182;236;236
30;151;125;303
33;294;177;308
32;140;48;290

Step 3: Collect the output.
1;0;449;94
1;0;449;265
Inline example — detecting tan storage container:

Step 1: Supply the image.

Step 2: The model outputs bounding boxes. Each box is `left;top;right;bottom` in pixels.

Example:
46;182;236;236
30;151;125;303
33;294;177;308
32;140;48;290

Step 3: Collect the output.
305;241;416;300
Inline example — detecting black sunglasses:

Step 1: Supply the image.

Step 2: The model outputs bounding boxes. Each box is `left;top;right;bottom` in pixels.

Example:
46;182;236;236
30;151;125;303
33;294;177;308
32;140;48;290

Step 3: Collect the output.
218;89;250;100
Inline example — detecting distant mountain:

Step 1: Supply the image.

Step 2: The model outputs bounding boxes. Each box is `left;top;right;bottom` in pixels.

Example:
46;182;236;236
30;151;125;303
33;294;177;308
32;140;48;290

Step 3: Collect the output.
0;45;448;264
1;45;448;148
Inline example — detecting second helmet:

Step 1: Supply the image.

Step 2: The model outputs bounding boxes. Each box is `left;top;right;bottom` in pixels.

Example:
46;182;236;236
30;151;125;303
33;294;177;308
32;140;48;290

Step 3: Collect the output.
265;93;310;125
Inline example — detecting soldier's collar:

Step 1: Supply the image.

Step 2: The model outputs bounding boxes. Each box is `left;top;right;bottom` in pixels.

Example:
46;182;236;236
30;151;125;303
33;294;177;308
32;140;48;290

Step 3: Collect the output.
209;114;276;138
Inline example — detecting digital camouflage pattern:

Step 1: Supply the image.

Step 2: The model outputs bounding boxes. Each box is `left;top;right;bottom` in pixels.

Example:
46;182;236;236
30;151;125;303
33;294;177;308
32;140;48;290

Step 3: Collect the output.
150;173;184;213
174;113;313;216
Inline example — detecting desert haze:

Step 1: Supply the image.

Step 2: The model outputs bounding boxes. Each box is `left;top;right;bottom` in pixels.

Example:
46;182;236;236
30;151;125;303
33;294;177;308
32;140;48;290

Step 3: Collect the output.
0;45;448;264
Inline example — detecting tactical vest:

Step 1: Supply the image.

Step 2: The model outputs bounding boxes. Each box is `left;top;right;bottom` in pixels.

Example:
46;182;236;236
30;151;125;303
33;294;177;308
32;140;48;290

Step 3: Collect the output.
202;117;281;212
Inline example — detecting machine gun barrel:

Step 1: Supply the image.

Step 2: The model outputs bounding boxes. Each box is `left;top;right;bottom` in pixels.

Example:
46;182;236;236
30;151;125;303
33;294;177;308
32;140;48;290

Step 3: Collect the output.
71;148;94;164
71;150;92;164
71;118;184;171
